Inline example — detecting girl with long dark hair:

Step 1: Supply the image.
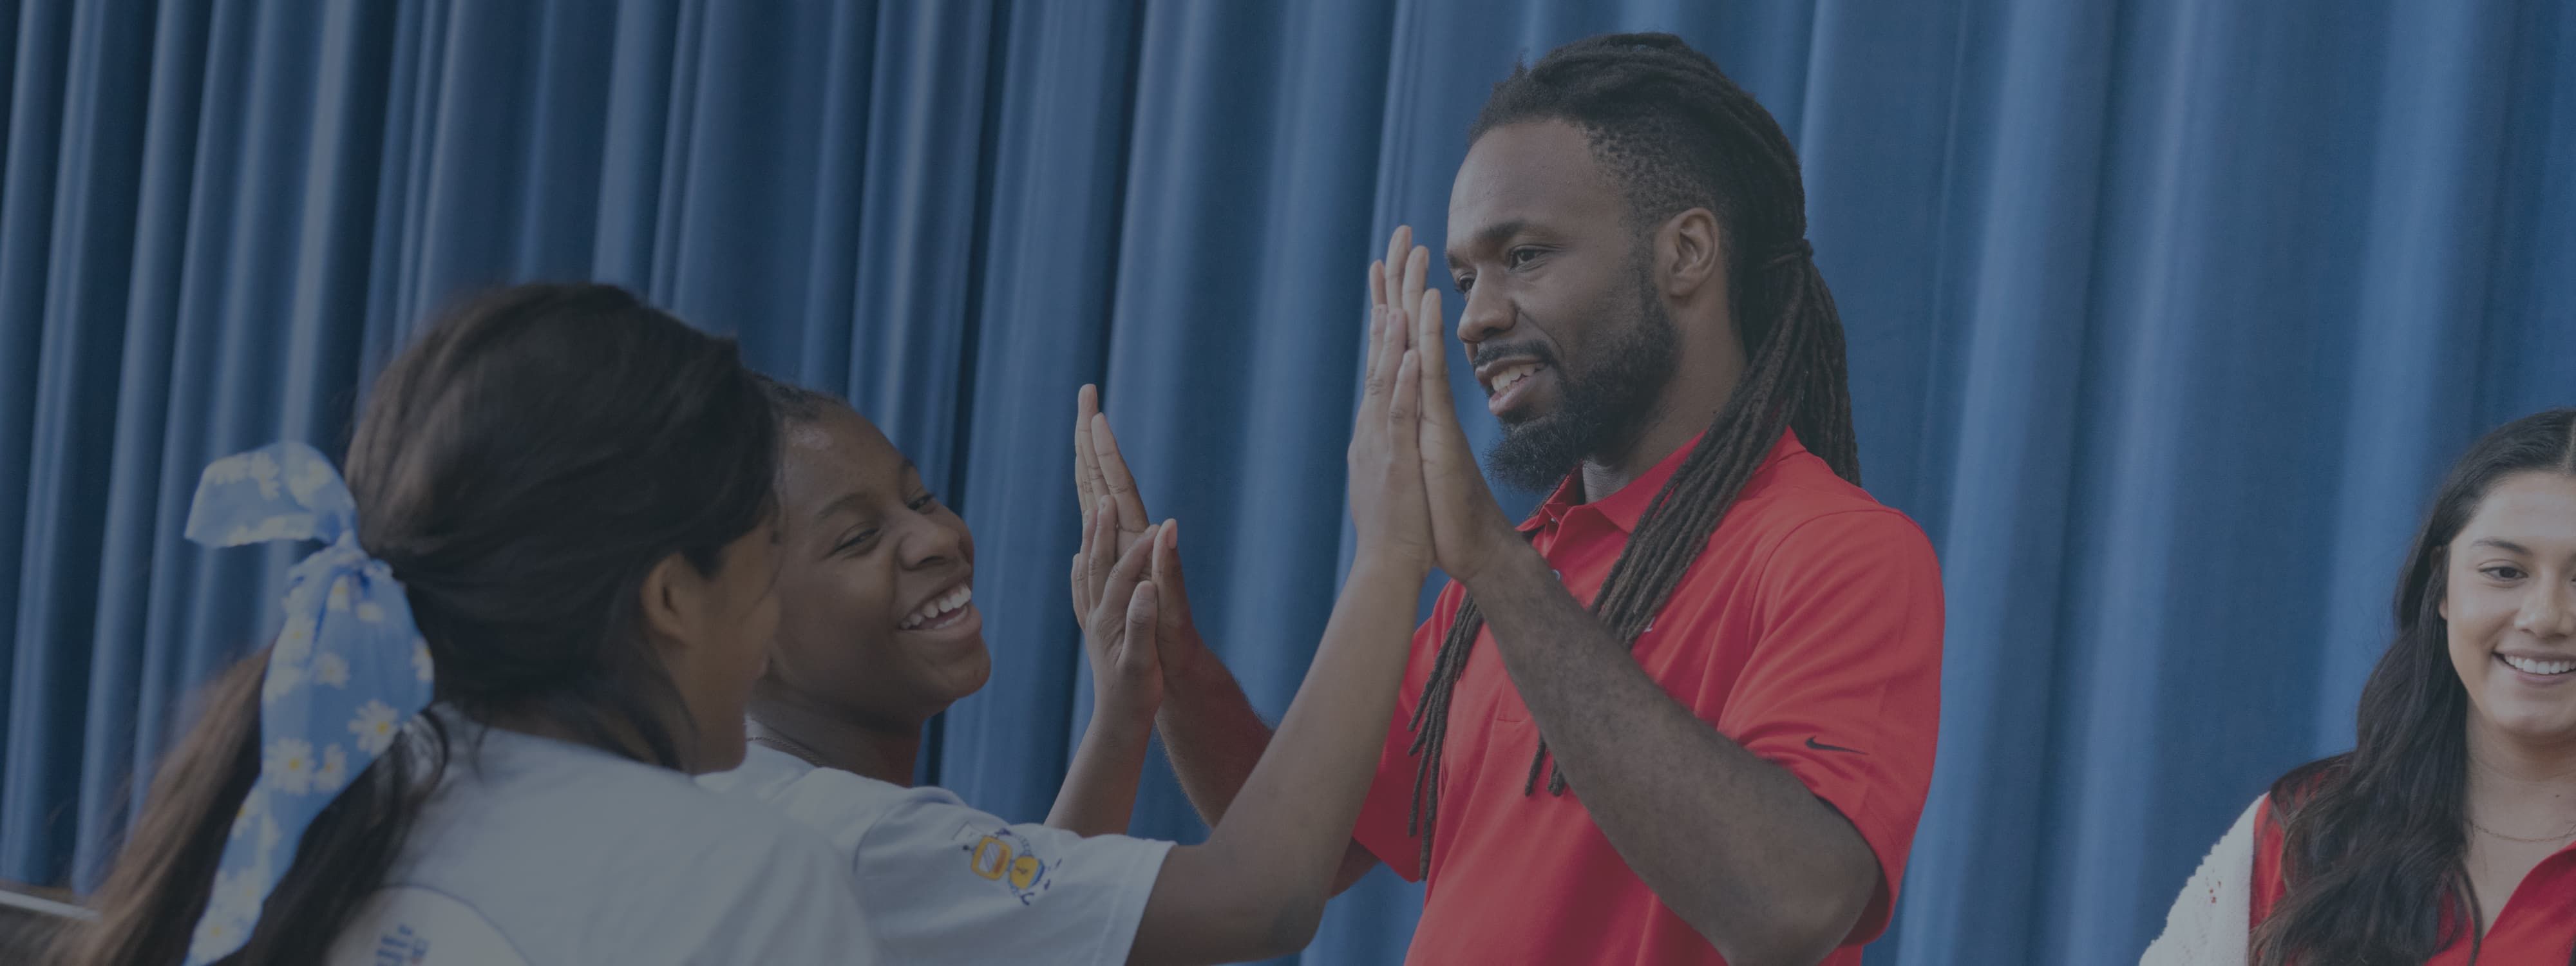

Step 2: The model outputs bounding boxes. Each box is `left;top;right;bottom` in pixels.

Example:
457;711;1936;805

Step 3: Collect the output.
50;283;873;965
2150;408;2576;965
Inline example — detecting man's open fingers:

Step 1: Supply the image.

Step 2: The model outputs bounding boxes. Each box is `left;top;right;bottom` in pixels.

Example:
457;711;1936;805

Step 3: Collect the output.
1416;289;1460;428
1088;413;1150;538
1401;243;1429;319
1070;551;1092;623
1390;348;1421;430
1075;384;1104;528
1362;307;1387;392
1359;303;1398;426
1084;495;1120;608
1382;225;1410;315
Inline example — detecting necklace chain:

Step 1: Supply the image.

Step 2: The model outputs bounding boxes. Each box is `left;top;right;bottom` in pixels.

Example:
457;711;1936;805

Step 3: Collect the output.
2468;816;2576;844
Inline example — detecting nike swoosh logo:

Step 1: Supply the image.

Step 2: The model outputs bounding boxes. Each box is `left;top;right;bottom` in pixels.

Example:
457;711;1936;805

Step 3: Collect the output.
1806;737;1864;755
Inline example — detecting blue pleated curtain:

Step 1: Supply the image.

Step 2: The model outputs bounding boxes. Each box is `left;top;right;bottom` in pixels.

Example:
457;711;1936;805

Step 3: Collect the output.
2;1;2570;963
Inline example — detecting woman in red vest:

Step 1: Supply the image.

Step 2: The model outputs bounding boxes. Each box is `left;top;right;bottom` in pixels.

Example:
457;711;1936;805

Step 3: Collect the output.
2152;408;2576;965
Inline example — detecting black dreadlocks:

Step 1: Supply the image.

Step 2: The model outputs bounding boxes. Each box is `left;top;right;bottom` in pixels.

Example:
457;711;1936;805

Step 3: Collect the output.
1404;32;1861;876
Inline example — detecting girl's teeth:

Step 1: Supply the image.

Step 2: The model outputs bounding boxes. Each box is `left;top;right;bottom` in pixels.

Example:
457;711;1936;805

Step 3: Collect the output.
902;587;974;630
2504;655;2575;676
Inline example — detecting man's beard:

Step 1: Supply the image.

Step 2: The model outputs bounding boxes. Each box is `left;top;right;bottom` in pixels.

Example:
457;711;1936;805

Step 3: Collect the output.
1482;263;1680;494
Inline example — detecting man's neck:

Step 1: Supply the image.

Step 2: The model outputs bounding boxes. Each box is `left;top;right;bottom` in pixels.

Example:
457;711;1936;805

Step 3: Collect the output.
1575;393;1729;505
1575;332;1743;503
2465;713;2576;830
748;692;923;786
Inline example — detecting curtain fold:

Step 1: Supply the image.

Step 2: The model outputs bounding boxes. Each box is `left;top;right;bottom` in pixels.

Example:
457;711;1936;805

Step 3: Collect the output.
2;2;2568;962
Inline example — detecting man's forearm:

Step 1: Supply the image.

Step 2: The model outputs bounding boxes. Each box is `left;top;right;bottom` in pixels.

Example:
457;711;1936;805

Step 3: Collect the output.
1154;649;1271;828
1128;556;1421;962
1154;627;1388;893
1464;542;1877;965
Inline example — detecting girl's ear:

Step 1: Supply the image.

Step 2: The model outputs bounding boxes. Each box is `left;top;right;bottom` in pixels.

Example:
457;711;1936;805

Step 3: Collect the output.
640;552;708;658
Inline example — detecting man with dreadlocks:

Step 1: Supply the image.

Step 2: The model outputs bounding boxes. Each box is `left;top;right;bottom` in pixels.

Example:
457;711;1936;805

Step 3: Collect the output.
1106;33;1943;966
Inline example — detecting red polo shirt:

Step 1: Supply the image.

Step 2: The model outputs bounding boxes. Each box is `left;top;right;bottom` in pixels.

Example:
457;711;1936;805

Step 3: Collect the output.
2251;795;2576;961
1351;430;1944;966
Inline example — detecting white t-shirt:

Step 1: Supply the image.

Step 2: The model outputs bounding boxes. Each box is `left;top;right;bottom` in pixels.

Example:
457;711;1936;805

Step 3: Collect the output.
336;721;875;965
699;743;1173;966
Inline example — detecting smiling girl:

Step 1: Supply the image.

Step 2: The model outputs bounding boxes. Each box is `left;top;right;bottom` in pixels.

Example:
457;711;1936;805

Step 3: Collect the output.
702;267;1439;966
2150;408;2576;965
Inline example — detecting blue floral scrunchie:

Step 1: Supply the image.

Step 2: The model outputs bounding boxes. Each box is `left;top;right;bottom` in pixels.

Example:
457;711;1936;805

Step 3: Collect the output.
179;442;434;965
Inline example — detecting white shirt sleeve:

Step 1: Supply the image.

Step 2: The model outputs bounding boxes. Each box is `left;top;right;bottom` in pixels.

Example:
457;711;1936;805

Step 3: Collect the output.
686;819;884;965
768;770;1171;966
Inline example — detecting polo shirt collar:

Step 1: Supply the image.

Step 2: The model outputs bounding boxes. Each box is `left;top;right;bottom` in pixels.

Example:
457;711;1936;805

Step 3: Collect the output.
1519;427;1807;535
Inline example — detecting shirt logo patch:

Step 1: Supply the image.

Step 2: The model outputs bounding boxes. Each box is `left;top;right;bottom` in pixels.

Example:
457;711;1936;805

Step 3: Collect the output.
961;828;1055;904
1804;736;1865;755
373;923;429;965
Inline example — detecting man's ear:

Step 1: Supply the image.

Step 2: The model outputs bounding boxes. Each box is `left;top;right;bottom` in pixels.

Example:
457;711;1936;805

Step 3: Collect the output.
1658;207;1723;301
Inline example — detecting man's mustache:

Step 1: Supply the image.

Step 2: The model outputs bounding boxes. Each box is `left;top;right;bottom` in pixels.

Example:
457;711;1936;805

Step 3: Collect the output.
1469;340;1561;372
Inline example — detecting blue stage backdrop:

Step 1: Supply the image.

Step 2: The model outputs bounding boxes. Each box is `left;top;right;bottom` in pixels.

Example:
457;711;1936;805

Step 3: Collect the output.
2;2;2570;963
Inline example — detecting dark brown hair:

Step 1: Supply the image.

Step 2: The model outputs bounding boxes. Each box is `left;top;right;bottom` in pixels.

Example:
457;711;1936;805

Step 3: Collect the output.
1405;33;1861;873
752;372;844;426
53;283;780;965
2255;407;2576;965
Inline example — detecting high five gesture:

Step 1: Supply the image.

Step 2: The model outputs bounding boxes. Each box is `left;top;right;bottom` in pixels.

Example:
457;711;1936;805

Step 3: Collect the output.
1368;226;1521;585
